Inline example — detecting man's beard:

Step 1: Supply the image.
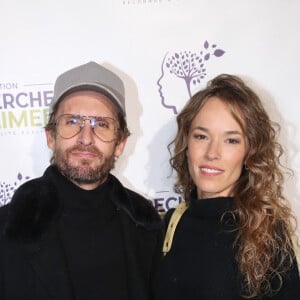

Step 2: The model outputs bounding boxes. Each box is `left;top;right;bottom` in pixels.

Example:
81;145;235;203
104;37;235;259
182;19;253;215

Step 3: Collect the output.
52;145;115;185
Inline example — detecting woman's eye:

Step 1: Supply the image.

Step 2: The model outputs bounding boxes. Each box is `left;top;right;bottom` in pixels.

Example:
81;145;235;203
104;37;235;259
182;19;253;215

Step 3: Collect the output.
194;134;207;140
227;138;239;144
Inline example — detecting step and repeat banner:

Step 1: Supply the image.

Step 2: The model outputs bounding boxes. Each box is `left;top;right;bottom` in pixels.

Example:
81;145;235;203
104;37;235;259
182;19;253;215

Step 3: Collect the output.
1;0;300;227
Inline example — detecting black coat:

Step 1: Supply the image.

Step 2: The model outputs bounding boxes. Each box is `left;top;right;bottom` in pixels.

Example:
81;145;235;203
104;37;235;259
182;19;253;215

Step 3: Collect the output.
0;167;163;300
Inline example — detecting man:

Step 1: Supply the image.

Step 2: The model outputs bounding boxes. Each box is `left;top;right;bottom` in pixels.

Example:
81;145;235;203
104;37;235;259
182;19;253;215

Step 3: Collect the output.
0;61;163;300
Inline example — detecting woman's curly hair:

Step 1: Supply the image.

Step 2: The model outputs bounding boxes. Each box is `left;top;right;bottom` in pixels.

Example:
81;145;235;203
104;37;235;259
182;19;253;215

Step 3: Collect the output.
169;74;296;298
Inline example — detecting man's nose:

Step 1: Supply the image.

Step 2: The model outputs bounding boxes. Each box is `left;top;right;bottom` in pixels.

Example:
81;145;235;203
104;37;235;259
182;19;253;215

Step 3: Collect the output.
77;120;95;146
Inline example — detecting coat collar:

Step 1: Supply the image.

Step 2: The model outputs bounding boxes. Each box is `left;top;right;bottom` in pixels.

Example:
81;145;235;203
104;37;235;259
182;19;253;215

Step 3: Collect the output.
4;165;162;241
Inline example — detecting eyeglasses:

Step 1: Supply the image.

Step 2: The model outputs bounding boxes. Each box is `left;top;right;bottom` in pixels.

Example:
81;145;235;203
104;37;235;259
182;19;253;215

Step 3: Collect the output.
52;114;119;142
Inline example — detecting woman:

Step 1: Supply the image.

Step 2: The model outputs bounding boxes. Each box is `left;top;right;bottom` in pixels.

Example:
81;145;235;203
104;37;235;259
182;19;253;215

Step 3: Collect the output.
152;74;300;299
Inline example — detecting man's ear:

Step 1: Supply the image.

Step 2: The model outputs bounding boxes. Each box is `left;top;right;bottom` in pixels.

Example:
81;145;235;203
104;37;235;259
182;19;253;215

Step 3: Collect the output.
45;129;56;151
114;137;127;157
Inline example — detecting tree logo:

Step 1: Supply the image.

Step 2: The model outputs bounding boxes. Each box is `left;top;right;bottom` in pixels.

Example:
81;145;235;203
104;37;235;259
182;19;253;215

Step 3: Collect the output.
157;40;225;114
0;172;30;206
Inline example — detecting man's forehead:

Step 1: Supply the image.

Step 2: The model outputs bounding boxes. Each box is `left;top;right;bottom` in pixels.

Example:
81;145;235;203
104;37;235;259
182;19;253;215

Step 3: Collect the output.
62;89;111;101
56;90;119;115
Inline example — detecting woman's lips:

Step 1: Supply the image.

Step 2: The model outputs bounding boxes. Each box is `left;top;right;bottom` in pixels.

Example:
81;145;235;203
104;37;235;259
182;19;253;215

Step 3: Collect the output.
200;165;223;176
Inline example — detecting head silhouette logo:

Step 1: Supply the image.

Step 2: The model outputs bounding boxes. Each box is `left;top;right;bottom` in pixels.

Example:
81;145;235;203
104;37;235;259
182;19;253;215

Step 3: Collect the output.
0;172;30;206
157;40;225;114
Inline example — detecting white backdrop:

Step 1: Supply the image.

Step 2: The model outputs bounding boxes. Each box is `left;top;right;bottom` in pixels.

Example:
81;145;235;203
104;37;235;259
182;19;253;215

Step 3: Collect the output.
1;0;299;230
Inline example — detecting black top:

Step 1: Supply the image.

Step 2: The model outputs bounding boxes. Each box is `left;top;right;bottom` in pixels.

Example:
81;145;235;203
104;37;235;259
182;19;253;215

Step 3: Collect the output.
152;190;300;300
52;166;128;300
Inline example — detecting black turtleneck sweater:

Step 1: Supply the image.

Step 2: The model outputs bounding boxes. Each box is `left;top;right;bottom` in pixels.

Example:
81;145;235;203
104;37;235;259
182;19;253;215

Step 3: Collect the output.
51;166;128;300
152;191;300;299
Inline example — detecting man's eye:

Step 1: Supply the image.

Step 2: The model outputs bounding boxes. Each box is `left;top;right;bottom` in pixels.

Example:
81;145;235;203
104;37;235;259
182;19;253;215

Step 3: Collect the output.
66;118;79;125
96;121;109;129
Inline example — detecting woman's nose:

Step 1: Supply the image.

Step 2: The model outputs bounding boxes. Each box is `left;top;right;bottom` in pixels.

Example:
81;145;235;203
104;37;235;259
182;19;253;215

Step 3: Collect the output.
205;140;221;160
